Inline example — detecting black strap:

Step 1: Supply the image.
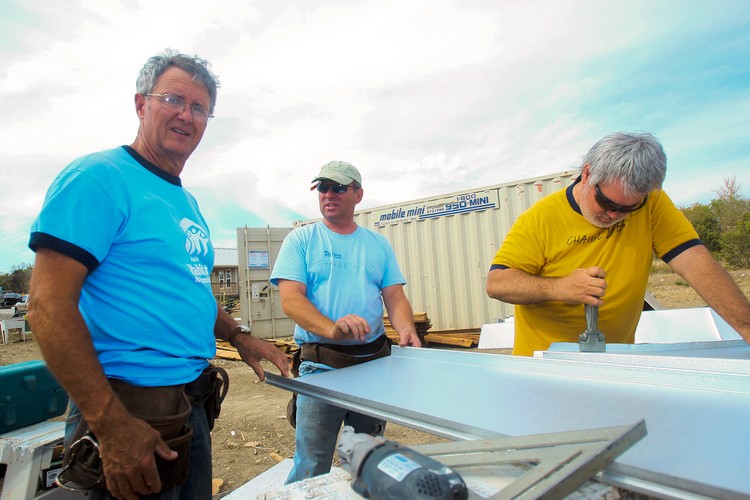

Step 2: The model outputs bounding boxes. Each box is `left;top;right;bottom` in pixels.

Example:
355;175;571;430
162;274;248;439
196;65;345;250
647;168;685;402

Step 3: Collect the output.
185;365;229;405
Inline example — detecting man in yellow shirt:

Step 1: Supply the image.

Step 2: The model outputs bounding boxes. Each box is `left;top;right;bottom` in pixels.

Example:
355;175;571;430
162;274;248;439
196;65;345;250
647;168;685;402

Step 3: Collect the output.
487;131;750;356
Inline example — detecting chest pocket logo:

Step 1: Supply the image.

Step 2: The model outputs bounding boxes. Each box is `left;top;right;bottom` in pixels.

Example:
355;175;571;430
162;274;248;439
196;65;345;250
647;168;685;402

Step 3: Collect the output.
180;218;209;256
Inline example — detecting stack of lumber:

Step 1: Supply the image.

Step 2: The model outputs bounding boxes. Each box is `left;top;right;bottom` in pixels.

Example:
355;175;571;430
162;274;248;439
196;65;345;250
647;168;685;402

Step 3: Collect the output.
215;340;243;360
385;312;480;347
384;312;431;344
385;313;480;347
215;337;299;362
422;329;480;348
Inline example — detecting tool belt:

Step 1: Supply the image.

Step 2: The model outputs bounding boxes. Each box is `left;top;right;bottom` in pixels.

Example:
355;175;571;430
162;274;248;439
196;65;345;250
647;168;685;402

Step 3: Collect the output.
287;335;391;427
185;364;229;432
56;364;228;493
300;334;392;369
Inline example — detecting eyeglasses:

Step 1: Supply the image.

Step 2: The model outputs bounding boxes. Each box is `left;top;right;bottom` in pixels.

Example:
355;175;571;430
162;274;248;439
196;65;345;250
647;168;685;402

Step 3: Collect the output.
316;182;356;194
145;93;213;122
594;184;647;213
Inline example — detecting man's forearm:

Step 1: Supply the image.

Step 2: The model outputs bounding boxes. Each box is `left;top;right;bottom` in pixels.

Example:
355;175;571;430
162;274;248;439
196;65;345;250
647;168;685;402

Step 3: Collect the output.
281;292;336;338
486;268;559;304
383;290;416;335
381;285;421;347
671;246;750;343
28;250;128;432
388;305;417;337
214;308;246;343
30;299;128;431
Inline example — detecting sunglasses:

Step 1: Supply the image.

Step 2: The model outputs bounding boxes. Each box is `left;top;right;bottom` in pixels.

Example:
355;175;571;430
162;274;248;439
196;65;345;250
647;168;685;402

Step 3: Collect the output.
315;182;355;194
594;184;648;213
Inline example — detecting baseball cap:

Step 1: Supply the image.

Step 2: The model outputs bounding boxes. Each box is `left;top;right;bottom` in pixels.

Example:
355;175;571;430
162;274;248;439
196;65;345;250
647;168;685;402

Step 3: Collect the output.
312;160;362;187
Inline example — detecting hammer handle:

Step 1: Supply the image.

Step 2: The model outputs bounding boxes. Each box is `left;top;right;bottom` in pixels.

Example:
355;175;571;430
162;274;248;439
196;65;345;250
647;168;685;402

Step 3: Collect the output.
585;304;599;332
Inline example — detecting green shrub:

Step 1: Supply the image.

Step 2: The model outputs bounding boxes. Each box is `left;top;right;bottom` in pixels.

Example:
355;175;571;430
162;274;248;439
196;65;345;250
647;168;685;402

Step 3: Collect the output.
721;211;750;269
680;177;749;270
682;203;722;253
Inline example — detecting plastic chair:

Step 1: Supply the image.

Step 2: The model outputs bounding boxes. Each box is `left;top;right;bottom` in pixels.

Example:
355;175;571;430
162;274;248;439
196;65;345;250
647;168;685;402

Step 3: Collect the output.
1;318;26;344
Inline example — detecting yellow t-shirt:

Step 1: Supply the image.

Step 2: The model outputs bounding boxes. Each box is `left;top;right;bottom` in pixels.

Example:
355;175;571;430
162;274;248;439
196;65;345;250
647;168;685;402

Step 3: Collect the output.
491;179;700;356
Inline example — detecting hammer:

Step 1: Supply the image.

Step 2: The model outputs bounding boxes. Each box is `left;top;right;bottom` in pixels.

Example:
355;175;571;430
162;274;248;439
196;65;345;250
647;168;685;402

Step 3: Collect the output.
579;304;606;352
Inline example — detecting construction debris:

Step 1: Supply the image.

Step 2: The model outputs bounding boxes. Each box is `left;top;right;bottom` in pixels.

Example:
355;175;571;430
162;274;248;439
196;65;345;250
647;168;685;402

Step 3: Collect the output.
211;478;224;496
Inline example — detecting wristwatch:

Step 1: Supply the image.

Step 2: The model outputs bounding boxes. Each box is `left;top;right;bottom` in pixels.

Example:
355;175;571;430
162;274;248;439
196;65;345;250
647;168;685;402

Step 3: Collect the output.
228;324;252;347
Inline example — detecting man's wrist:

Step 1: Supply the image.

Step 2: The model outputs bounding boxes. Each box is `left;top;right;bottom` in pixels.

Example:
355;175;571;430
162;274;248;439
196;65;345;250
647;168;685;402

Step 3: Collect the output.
228;324;252;347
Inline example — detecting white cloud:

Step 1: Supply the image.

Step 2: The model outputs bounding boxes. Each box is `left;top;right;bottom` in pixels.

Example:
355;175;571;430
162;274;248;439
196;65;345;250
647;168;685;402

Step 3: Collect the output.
1;0;749;272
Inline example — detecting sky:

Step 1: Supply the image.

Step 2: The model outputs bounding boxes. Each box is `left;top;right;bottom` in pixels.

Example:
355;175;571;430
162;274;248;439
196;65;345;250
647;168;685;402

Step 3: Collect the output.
1;0;749;274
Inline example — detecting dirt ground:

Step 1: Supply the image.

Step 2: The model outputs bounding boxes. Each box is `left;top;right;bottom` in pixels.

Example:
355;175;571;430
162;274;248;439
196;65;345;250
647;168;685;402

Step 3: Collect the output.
1;266;748;496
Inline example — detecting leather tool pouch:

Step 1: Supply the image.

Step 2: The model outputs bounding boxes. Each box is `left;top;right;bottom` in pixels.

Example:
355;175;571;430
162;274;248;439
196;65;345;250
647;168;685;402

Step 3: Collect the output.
56;380;193;493
185;364;229;432
300;334;392;369
286;335;392;428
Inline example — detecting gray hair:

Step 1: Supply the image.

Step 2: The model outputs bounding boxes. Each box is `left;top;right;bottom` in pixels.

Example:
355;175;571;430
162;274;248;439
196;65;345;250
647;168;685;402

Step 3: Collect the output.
136;48;220;115
583;132;667;196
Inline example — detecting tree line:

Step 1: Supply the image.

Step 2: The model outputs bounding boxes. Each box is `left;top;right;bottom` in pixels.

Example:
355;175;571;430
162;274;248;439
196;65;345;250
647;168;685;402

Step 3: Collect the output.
1;263;33;296
681;177;750;269
2;178;748;294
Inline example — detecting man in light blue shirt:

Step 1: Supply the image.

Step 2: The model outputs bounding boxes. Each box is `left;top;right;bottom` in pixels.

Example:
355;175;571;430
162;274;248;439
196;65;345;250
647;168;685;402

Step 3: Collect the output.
271;160;422;483
28;49;288;500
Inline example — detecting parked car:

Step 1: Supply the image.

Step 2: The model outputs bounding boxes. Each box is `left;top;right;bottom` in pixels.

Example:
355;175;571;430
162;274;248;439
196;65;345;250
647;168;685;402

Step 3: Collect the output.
12;294;29;317
1;286;22;307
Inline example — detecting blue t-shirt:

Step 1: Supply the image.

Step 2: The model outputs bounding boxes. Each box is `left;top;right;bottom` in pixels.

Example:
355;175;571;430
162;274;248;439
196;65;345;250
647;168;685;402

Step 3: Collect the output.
29;146;216;386
270;221;405;345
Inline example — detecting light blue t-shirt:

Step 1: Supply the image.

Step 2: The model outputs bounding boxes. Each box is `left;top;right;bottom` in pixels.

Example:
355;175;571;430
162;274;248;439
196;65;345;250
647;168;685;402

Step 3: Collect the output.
270;221;405;345
29;146;216;386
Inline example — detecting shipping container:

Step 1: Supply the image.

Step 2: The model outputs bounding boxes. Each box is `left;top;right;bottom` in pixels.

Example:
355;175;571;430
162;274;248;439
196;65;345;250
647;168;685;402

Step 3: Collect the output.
236;226;293;339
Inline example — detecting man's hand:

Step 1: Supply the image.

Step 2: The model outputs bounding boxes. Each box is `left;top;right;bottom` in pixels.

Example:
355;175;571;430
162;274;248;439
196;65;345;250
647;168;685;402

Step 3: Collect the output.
397;330;422;347
95;414;176;500
235;334;291;381
329;314;371;341
555;267;607;306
